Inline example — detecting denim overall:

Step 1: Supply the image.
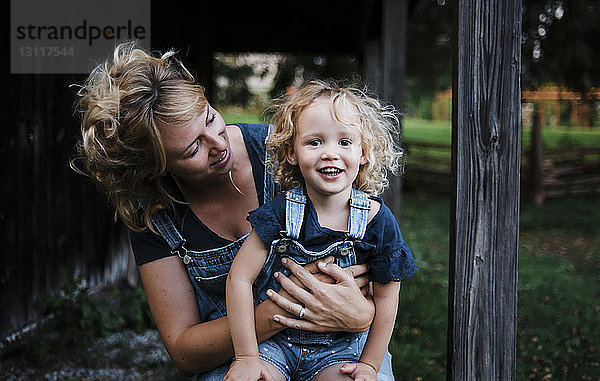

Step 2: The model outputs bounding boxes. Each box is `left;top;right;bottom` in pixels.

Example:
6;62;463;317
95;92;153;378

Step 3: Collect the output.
256;187;370;345
251;187;382;380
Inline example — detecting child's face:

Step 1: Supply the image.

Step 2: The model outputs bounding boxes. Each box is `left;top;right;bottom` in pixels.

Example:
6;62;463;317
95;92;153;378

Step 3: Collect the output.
287;97;366;200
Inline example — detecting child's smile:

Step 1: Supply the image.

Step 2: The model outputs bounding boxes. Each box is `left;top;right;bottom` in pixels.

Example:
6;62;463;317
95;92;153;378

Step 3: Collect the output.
317;166;343;177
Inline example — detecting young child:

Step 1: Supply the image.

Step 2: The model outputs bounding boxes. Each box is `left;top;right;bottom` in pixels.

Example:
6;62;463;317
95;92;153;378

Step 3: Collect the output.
225;80;417;381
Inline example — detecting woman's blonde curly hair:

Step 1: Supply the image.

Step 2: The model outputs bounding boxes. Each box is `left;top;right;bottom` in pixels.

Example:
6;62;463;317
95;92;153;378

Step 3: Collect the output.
267;80;403;196
72;41;206;232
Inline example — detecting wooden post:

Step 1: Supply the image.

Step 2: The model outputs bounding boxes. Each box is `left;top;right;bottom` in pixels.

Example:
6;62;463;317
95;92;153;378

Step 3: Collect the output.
448;0;521;380
382;0;408;217
581;101;590;129
530;104;545;206
570;100;578;126
433;96;441;120
363;39;382;97
552;100;560;127
538;101;546;128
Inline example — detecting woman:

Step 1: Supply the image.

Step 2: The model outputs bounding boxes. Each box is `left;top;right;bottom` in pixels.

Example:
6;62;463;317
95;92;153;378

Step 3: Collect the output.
73;42;395;379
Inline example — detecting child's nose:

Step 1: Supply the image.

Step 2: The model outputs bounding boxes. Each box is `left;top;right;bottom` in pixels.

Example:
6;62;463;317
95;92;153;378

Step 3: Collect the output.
321;147;340;160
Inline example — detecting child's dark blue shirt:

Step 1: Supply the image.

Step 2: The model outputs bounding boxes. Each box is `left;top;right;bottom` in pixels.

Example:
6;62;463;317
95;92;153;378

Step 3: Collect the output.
248;192;417;284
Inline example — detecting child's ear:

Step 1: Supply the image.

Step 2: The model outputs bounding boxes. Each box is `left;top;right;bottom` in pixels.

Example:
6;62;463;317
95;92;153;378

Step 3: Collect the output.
360;148;367;165
286;143;298;165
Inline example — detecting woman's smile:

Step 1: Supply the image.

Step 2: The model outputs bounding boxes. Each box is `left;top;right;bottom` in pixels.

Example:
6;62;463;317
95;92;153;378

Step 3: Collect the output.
211;148;231;168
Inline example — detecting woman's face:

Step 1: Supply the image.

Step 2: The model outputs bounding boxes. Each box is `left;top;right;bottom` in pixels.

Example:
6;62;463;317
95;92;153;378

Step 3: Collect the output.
160;104;233;184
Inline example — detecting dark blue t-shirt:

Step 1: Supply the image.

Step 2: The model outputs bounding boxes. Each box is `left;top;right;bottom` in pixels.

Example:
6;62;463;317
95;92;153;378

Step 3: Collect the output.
248;193;417;284
130;123;272;265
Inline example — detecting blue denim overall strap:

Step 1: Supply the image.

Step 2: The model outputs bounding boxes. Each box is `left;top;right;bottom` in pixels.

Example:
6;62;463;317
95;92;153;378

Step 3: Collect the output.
348;188;370;240
150;209;191;264
284;187;307;239
284;187;370;241
263;124;277;205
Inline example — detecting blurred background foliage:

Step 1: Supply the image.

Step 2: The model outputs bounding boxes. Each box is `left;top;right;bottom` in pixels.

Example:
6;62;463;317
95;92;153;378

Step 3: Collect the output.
213;0;599;123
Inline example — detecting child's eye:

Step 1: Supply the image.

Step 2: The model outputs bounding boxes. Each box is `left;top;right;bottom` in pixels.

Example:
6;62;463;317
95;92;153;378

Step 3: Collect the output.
339;139;352;147
308;139;321;147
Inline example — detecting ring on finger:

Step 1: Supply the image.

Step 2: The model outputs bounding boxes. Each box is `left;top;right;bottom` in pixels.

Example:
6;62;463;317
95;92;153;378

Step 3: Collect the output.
298;306;306;319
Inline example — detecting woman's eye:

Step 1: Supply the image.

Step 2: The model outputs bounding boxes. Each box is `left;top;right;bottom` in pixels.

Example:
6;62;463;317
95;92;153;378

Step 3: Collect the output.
207;113;216;126
183;140;200;159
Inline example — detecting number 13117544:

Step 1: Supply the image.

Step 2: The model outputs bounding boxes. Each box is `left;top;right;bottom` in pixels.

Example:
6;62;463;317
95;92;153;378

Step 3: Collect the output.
19;46;75;57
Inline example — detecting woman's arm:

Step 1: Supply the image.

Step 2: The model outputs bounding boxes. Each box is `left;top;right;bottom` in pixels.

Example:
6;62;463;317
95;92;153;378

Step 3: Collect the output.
268;259;375;333
139;255;285;375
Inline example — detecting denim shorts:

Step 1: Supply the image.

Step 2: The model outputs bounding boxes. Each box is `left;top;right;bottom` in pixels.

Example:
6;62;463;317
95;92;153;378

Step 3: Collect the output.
255;331;361;381
195;335;395;381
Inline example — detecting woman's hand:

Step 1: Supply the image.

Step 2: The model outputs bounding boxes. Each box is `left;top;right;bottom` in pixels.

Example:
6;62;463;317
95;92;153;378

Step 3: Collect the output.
267;258;375;333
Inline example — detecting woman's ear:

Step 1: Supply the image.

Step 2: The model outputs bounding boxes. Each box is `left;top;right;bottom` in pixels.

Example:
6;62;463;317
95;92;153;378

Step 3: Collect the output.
286;143;297;165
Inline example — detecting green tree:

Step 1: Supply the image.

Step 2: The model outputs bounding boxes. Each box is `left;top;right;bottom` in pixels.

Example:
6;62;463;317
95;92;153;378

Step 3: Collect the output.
213;55;256;108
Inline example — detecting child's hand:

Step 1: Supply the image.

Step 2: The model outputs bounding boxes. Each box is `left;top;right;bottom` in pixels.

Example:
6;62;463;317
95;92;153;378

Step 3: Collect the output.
339;362;378;381
223;357;275;381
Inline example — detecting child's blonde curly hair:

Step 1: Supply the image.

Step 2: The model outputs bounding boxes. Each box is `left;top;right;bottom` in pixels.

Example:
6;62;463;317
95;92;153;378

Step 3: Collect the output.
267;80;403;196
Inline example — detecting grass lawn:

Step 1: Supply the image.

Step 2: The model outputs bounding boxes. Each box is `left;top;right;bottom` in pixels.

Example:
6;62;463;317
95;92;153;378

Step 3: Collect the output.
403;119;452;145
403;118;600;149
222;111;264;125
393;192;600;380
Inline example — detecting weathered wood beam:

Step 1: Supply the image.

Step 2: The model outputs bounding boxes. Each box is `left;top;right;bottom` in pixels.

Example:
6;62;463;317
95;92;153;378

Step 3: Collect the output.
447;0;522;380
382;0;408;217
529;105;545;206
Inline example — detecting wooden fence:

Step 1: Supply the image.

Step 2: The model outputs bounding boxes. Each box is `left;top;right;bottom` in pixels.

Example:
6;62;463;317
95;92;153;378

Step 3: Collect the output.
402;141;600;200
432;87;600;128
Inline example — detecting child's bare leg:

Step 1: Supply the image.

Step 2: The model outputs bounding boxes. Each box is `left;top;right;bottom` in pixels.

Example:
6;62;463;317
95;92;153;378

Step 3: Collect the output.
262;360;287;381
311;363;353;381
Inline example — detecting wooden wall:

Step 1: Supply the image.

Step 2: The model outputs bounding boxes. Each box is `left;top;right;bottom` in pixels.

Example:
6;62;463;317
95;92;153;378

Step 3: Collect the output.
0;72;130;336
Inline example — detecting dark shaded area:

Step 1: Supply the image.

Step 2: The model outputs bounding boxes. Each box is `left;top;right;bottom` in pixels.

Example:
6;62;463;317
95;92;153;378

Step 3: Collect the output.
150;0;386;100
522;0;600;91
